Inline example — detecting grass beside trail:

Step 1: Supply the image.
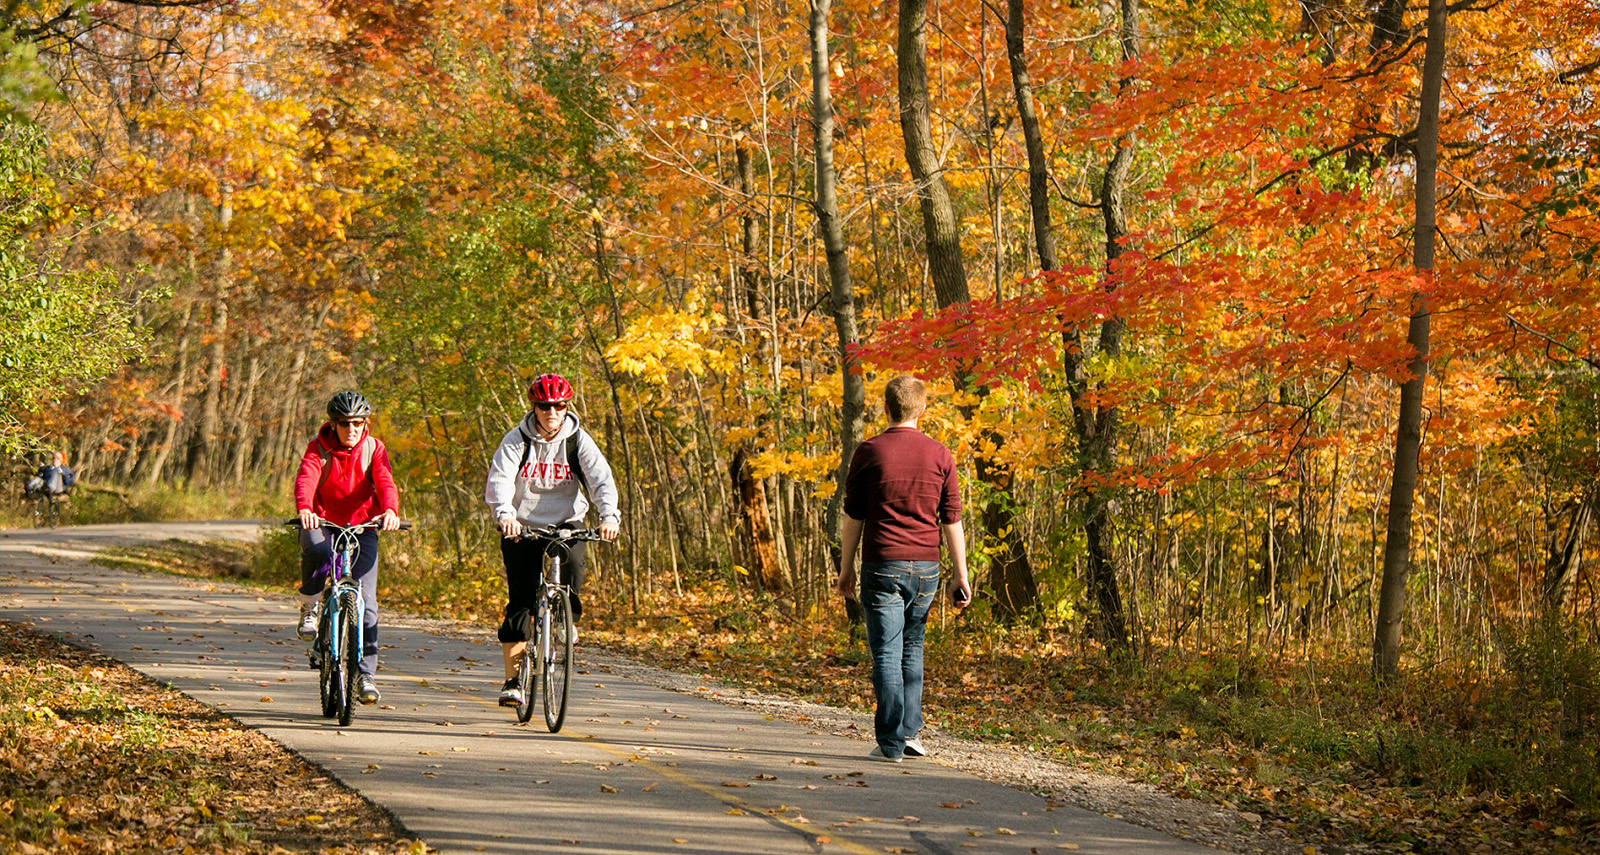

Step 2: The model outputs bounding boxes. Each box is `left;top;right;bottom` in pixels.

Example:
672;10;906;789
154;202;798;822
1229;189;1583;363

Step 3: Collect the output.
0;620;427;855
91;537;1600;855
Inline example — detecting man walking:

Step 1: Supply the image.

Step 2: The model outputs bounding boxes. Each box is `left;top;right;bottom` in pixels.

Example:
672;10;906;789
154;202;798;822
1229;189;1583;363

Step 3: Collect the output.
836;375;971;762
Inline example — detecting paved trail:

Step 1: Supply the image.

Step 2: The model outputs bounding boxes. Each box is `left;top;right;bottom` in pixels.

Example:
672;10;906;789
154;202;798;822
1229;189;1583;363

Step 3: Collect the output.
0;523;1220;855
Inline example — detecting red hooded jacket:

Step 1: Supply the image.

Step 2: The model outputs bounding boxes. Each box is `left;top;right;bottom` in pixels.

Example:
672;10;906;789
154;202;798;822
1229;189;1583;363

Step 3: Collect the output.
292;424;401;526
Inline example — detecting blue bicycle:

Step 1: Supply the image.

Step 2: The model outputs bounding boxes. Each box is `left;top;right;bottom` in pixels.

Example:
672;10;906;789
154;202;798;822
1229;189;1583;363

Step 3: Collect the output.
285;515;410;726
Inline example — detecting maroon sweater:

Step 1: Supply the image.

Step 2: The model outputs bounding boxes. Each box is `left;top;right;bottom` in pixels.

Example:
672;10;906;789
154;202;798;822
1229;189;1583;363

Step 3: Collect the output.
844;427;962;561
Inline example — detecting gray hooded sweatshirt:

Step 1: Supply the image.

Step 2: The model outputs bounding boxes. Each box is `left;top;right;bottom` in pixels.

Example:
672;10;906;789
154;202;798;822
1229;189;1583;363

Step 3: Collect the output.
484;410;621;528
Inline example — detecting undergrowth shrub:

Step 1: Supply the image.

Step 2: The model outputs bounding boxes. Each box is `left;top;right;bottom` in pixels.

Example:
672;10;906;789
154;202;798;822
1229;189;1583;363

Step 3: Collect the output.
1497;615;1600;742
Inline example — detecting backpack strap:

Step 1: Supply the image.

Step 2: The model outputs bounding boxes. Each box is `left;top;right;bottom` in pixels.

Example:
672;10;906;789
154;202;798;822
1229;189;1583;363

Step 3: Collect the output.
519;427;589;493
567;431;589;494
517;426;534;474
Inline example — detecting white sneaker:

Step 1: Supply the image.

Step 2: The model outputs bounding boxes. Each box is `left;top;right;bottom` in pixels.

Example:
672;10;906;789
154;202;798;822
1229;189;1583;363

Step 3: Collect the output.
296;604;318;641
498;679;524;707
868;746;903;763
904;738;927;757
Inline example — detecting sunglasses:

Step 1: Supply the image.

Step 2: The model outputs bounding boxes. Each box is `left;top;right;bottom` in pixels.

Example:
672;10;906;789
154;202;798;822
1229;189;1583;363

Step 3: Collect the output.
534;401;569;412
334;418;368;429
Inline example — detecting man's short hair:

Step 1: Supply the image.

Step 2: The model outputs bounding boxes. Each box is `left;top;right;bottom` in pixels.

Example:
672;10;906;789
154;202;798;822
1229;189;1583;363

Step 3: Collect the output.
884;376;927;423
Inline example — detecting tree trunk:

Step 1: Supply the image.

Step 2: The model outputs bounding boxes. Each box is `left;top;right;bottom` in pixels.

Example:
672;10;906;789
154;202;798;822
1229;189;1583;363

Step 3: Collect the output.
589;212;642;602
811;0;867;620
1541;490;1594;615
736;144;763;324
230;338;262;482
186;185;232;488
900;0;1037;615
731;447;786;593
1005;0;1057;274
898;0;969;309
1373;0;1445;682
728;140;784;595
1065;0;1139;651
274;342;308;479
142;300;193;486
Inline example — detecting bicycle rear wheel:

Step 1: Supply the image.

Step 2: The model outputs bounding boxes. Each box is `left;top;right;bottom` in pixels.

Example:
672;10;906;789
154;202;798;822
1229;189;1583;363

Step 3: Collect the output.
337;592;361;726
542;594;573;732
515;645;536;723
318;603;338;718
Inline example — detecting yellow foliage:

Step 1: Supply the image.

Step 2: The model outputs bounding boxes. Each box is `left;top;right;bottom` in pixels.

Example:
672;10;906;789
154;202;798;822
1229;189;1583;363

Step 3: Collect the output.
606;299;732;385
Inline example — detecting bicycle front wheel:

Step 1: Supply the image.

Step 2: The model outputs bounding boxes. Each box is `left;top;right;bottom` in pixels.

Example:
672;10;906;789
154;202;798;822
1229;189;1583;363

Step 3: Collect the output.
542;594;573;732
318;604;338;718
337;593;361;726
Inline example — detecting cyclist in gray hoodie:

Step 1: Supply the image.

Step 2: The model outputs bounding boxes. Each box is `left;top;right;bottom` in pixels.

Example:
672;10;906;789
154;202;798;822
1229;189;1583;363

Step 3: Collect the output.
484;372;621;707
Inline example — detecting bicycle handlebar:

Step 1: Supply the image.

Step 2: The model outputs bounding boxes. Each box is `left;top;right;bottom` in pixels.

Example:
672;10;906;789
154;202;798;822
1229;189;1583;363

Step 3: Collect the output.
512;525;613;543
282;517;414;532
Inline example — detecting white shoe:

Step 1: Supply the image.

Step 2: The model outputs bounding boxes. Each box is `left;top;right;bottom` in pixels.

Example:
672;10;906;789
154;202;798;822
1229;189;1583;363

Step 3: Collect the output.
296;604;318;641
498;679;524;707
868;746;903;763
904;738;927;757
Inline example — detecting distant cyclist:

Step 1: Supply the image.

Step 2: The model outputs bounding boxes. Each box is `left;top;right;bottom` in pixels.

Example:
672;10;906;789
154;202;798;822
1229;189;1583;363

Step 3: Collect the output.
292;391;402;705
29;451;75;498
484;373;620;707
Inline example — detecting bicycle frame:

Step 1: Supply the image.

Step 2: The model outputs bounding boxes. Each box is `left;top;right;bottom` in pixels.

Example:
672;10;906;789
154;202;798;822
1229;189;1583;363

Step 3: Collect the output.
321;526;365;685
511;525;607;730
285;515;400;725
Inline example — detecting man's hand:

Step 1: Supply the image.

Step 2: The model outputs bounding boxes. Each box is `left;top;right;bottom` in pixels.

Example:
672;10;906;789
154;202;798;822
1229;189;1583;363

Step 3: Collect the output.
599;521;620;541
950;573;973;609
835;568;857;601
498;518;523;539
380;510;401;531
297;509;320;530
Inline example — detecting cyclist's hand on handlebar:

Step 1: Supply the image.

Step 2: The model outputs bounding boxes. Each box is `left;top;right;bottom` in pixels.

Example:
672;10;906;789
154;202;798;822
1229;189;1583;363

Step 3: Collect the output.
499;518;523;539
598;521;620;541
297;509;321;530
379;510;401;532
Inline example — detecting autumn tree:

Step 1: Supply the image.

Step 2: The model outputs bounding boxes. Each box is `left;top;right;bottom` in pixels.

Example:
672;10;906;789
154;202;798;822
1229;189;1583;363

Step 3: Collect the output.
809;0;866;605
1373;0;1447;682
897;0;1038;618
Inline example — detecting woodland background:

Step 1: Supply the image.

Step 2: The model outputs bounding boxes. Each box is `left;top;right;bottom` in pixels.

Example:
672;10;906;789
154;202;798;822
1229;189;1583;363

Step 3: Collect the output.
5;0;1600;845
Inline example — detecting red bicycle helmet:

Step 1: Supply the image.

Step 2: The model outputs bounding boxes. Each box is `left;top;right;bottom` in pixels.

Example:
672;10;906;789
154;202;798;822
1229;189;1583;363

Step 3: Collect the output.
529;373;574;404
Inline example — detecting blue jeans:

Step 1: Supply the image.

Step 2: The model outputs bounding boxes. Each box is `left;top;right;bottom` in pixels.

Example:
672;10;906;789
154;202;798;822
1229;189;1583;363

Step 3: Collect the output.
862;560;940;758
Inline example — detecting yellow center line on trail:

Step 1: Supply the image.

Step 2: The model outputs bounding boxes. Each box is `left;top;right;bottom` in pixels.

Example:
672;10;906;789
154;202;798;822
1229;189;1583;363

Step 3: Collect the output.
24;579;885;855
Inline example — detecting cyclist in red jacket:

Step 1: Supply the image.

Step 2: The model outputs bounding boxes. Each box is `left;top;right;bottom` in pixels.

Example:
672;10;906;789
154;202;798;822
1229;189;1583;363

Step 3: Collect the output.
291;391;401;704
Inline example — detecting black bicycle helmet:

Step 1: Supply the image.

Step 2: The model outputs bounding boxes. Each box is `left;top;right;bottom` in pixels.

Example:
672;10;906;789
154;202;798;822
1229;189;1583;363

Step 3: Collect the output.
327;391;373;420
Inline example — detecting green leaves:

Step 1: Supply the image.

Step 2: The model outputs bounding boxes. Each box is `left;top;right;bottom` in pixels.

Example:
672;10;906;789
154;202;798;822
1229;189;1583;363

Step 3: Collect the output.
0;118;144;452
